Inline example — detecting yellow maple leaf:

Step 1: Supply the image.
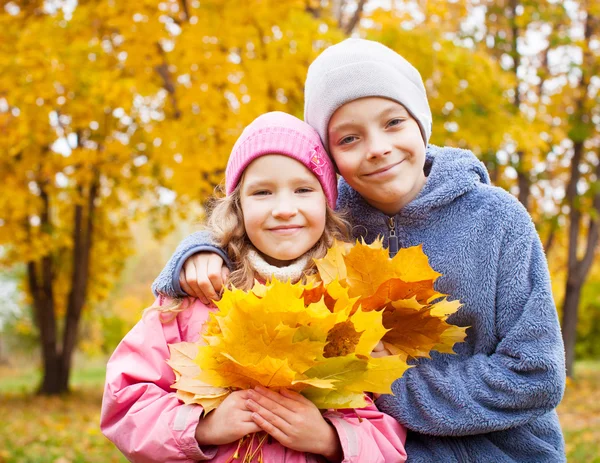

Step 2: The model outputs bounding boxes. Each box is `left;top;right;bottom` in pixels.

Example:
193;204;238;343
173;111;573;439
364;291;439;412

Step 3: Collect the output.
344;355;412;394
198;354;301;390
312;238;467;360
166;342;230;413
302;387;368;409
313;239;352;284
350;307;389;357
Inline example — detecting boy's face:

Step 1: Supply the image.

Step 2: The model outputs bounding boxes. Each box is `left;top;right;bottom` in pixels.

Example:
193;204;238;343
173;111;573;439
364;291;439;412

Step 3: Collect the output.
328;97;427;215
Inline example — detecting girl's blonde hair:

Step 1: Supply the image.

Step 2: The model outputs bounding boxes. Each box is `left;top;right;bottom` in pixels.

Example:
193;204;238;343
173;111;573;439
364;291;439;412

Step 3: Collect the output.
148;181;350;321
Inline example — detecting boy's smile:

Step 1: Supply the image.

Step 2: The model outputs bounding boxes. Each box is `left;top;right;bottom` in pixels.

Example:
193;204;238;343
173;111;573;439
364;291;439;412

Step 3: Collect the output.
363;160;404;179
328;97;427;216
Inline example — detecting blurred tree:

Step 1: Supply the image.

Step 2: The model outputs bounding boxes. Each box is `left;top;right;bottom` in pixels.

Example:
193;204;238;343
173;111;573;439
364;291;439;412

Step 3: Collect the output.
553;0;600;376
480;0;570;212
0;0;342;394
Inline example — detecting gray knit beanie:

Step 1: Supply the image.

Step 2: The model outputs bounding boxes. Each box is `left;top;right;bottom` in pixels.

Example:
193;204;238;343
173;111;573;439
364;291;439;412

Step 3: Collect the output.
304;38;432;149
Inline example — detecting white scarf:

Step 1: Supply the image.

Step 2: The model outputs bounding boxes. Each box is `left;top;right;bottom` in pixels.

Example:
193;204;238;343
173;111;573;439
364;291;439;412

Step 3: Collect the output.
247;248;311;283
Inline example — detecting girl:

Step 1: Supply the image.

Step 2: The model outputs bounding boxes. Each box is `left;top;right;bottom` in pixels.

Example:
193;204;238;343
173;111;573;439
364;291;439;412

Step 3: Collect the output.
100;111;408;463
152;39;567;462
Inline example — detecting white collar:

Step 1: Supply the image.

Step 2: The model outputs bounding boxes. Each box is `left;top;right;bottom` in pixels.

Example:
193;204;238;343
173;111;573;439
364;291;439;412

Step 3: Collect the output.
247;248;310;283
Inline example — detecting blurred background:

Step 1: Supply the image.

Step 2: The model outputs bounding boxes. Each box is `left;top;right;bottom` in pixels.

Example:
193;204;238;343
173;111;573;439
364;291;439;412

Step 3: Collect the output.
0;0;599;461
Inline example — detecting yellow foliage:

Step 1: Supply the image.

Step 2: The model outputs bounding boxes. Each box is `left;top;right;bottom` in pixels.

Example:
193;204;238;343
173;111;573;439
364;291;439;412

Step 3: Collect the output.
313;239;468;360
169;240;466;412
0;0;343;337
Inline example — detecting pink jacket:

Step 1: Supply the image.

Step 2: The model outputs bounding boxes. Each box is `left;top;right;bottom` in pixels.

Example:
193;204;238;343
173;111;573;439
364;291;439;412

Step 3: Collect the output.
101;296;407;463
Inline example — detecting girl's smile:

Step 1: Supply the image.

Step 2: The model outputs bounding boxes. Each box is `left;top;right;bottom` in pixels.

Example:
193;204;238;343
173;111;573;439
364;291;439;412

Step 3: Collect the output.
268;225;304;235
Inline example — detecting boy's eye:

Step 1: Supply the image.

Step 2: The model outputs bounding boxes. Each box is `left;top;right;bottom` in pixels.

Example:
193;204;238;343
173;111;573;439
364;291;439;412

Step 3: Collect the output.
387;118;404;128
339;135;358;145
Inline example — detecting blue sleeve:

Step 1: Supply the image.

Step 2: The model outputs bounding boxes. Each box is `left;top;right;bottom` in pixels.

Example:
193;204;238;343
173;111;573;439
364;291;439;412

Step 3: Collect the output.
151;231;232;297
376;214;566;436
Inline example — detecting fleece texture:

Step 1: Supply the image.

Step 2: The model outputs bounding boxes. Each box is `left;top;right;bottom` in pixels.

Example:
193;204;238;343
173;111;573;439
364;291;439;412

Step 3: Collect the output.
151;145;567;462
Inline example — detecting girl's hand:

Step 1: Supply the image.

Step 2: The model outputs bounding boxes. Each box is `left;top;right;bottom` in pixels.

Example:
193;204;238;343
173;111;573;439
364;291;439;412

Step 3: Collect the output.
246;386;343;462
195;390;261;446
179;252;229;304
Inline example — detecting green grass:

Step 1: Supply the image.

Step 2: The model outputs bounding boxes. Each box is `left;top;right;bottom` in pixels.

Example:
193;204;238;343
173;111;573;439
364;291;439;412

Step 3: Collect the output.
0;359;598;462
0;358;124;463
557;360;600;462
0;387;127;463
0;360;108;393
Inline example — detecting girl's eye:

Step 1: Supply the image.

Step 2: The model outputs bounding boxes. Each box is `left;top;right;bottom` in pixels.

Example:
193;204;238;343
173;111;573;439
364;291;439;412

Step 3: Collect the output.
296;187;313;194
252;190;271;196
339;135;358;145
387;118;404;128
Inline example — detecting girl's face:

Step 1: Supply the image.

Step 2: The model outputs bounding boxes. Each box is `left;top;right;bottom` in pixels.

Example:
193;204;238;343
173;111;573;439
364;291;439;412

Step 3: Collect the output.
328;97;427;215
240;155;327;267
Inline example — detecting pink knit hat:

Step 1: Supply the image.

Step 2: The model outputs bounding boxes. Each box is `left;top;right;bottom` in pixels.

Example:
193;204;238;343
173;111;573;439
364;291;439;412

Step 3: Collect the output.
225;111;338;207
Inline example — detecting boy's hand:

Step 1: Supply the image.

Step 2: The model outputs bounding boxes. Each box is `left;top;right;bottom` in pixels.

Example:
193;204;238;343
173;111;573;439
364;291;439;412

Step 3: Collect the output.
372;342;393;398
195;390;261;446
246;386;343;462
179;252;229;304
371;341;392;358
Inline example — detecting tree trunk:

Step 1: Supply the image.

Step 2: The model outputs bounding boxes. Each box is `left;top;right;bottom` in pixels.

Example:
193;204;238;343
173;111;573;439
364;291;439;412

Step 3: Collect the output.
342;0;366;35
27;185;67;395
508;0;532;211
562;278;583;377
60;182;97;392
0;334;7;365
561;139;600;376
27;180;98;395
516;157;530;210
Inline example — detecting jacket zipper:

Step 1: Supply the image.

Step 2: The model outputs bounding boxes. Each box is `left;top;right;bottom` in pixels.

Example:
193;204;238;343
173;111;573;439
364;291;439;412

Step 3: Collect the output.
446;437;471;463
387;216;399;257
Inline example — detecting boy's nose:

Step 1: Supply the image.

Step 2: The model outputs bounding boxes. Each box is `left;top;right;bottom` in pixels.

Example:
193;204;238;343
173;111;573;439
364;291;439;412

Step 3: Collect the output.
365;136;392;160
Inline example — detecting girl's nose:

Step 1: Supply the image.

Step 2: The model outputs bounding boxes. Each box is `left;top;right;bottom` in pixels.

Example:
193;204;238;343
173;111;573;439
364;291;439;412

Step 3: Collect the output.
271;198;298;219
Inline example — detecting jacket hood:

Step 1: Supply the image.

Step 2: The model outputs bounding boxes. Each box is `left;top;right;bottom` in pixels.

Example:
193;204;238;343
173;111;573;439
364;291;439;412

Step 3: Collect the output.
337;145;490;222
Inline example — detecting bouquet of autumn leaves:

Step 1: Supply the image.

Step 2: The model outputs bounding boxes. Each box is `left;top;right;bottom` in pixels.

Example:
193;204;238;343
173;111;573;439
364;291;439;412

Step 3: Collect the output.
167;239;467;413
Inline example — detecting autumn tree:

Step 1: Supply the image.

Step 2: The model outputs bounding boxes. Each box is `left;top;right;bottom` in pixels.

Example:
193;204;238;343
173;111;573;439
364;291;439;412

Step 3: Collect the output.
0;0;342;394
551;0;600;376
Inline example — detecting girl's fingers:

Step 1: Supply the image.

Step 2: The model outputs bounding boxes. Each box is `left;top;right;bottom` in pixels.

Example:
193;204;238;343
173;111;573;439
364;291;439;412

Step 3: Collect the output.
280;388;311;405
250;409;288;443
251;386;298;413
242;419;263;434
246;394;293;427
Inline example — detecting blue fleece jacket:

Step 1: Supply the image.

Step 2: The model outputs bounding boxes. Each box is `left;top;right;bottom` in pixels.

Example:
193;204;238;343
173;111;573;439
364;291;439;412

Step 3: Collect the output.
152;145;566;462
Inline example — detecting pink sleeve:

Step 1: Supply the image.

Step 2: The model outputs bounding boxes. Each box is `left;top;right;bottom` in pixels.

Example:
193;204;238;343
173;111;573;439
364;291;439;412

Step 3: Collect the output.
323;397;407;463
100;297;217;463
